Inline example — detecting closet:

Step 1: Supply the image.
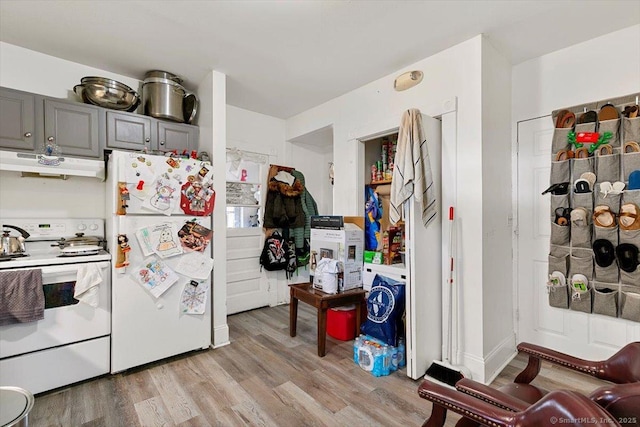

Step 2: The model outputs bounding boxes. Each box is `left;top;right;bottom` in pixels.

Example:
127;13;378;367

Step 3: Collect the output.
359;113;443;380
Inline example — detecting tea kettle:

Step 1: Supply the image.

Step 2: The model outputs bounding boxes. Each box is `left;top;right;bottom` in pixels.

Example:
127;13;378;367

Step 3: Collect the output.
0;225;30;256
142;70;198;124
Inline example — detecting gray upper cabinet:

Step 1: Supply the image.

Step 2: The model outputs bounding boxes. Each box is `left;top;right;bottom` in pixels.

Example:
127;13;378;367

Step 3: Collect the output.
43;99;102;158
0;87;37;151
1;86;198;158
106;109;198;153
106;111;153;151
158;121;198;153
0;87;102;158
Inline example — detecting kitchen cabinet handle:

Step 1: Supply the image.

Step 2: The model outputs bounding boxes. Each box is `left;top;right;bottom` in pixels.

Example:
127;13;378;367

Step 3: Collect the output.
145;138;150;143
24;132;32;138
160;141;165;146
47;136;55;142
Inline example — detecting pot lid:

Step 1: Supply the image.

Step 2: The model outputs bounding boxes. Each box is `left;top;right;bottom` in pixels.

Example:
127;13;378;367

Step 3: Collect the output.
143;70;182;84
58;233;103;246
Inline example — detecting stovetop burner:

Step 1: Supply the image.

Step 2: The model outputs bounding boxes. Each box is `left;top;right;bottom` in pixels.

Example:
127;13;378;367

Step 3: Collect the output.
0;253;29;262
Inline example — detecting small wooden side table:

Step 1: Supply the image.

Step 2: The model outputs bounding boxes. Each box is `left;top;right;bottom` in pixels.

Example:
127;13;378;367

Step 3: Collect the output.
289;282;366;357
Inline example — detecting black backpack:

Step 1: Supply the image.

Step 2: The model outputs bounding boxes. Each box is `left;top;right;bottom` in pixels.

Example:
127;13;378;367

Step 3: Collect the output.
260;231;288;272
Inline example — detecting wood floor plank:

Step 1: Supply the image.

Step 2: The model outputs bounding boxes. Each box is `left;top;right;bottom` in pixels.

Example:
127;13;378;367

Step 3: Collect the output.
134;396;174;427
230;399;279;427
28;303;604;426
148;363;202;424
238;375;307;427
272;381;336;426
185;380;246;427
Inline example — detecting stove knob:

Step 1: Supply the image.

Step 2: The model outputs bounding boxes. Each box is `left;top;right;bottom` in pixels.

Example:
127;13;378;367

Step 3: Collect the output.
77;224;87;231
89;224;98;231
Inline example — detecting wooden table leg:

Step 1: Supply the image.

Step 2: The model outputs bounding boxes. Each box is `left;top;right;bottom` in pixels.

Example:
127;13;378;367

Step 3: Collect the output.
290;290;298;337
318;307;327;357
355;297;363;337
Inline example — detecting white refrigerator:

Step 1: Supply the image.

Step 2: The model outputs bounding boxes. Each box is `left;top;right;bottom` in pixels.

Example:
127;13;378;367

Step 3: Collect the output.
106;150;214;373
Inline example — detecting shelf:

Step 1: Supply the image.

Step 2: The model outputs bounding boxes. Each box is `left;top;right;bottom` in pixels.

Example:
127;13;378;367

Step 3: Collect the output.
227;204;261;207
369;180;392;186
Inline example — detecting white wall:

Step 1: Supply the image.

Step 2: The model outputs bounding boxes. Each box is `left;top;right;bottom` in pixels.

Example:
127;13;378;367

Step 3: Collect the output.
286;36;506;381
513;25;640;122
0;42;141;101
288;125;334;216
480;37;516;380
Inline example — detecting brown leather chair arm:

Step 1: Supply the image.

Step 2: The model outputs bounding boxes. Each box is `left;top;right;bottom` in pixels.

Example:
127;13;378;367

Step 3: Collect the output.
418;379;621;427
455;378;530;412
517;342;599;377
418;379;516;427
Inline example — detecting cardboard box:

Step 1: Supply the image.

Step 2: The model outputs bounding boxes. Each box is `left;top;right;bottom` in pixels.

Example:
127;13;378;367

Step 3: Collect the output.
310;215;364;291
382;226;403;265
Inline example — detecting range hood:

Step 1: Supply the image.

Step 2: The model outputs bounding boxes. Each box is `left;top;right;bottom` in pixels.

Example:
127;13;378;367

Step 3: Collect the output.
0;150;106;180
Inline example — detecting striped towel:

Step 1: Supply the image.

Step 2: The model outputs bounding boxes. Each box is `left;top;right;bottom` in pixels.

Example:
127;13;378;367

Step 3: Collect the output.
0;269;45;326
390;109;437;227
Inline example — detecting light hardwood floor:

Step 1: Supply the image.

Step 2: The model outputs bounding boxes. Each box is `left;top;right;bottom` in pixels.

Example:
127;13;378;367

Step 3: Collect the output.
28;304;602;426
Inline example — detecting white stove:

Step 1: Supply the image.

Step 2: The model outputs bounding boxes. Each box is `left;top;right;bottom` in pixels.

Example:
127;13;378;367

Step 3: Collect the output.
0;218;111;394
0;218;111;269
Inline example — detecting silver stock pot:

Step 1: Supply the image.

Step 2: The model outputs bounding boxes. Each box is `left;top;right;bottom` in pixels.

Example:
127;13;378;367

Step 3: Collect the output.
142;70;198;124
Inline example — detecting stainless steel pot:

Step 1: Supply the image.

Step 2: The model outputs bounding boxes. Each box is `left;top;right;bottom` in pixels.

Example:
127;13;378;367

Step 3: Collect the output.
0;225;29;256
51;233;105;251
142;70;198;124
0;386;34;427
74;76;140;112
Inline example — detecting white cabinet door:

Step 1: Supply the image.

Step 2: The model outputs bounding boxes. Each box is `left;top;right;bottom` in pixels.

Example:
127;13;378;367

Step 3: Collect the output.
516;116;640;359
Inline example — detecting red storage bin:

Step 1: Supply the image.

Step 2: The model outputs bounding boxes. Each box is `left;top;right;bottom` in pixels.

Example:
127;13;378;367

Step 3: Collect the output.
327;305;356;341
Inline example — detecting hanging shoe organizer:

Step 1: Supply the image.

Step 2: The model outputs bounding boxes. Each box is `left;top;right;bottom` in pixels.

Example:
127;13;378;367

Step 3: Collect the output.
546;92;640;322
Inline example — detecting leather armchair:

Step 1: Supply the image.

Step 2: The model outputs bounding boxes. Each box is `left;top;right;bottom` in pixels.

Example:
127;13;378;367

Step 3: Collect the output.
451;342;640;425
418;379;621;427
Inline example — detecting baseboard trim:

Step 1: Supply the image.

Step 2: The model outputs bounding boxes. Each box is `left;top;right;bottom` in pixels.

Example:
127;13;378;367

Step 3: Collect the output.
484;333;517;384
212;324;230;348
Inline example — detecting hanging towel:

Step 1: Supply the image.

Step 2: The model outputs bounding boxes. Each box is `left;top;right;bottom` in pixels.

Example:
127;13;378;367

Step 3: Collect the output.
390;109;437;228
74;263;103;307
0;270;45;326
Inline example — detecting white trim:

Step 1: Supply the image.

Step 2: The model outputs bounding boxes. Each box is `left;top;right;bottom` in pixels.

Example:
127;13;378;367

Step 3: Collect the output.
347;97;458;140
483;334;518;385
212;325;230;348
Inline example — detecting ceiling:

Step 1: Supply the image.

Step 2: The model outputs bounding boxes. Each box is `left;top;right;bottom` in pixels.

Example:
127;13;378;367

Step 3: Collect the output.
1;1;638;119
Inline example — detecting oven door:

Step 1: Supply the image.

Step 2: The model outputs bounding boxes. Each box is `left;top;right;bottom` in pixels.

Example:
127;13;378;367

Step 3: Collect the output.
0;261;111;359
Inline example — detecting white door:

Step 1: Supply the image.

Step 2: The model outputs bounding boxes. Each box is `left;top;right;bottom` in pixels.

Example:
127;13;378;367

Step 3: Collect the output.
225;150;272;314
226;227;270;314
516;117;640;359
406;114;442;380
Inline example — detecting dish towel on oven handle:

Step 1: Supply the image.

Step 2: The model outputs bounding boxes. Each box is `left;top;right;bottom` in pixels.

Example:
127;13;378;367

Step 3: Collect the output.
75;263;103;307
0;269;45;326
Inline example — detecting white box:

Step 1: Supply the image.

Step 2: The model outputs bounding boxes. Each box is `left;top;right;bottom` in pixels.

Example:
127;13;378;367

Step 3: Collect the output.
310;216;364;291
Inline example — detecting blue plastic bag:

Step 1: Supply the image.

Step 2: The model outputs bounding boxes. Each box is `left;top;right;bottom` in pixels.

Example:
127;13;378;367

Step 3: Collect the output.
361;274;405;346
364;186;382;251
